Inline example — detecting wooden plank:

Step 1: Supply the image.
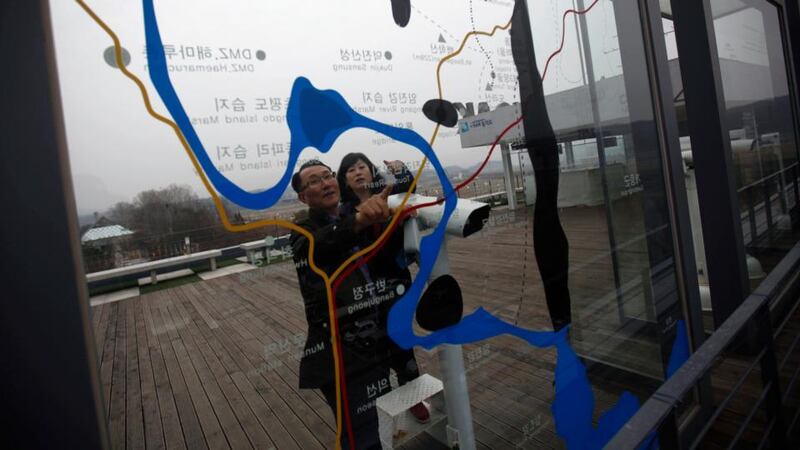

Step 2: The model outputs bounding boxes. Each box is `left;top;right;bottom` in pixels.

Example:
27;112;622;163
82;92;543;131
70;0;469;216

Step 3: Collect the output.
169;286;271;449
141;293;186;450
227;279;329;400
233;283;333;419
125;300;146;450
470;393;558;450
471;399;530;448
91;302;103;332
92;303;108;358
488;342;650;434
185;283;303;450
399;432;449;450
108;301;127;450
196;284;321;449
224;283;337;435
468;355;562;447
208;333;309;447
163;295;251;449
240;246;560;448
473;420;517;450
470;385;551;437
132;297;166;450
209;284;331;447
231;296;336;432
158;294;231;450
149;291;208;450
186;289;219;330
99;302;118;417
173;288;275;450
142;295;158;341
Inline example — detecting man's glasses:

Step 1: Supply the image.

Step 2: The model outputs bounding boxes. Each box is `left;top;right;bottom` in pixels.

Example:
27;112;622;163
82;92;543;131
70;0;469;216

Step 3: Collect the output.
301;171;336;191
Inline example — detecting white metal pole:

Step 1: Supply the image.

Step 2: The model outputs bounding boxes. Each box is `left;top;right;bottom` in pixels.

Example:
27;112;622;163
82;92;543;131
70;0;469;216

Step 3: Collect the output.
501;143;517;210
429;238;476;450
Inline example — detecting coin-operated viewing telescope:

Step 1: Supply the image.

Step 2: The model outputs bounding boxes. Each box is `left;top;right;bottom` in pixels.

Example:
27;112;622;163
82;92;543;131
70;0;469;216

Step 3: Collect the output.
387;193;492;239
385;193;491;450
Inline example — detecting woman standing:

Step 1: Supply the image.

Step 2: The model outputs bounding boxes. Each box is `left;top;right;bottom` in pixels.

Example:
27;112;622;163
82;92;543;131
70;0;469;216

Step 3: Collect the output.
336;152;429;424
338;153;415;215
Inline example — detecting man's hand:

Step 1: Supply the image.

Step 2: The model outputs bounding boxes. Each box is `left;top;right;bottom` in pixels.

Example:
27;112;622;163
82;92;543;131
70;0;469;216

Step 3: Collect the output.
355;185;394;230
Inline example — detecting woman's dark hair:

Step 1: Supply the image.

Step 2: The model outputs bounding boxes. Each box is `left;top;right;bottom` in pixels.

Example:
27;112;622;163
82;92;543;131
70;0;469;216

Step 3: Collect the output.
336;152;386;205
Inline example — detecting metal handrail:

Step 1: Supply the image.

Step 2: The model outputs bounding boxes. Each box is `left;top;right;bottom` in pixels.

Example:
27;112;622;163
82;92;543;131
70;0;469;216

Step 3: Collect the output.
721;379;773;450
603;294;768;448
736;163;798;245
605;241;800;449
736;162;798;194
689;347;767;446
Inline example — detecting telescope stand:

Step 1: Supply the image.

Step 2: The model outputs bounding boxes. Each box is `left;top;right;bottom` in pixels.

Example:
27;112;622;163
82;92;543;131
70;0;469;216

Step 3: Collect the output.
406;220;476;450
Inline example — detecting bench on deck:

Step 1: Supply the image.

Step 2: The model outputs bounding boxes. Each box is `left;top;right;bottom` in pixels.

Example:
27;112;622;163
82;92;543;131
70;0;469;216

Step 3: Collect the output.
240;235;292;264
86;249;222;285
240;240;270;264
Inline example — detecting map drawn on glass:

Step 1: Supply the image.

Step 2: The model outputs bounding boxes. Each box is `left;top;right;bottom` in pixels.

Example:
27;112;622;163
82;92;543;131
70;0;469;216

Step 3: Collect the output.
68;0;690;448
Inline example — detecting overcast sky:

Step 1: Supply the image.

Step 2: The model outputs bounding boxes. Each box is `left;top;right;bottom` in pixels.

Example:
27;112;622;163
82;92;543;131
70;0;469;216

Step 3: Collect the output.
48;0;763;214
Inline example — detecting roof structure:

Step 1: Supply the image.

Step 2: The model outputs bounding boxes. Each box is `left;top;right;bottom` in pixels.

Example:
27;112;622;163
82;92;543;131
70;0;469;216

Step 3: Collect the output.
81;224;134;243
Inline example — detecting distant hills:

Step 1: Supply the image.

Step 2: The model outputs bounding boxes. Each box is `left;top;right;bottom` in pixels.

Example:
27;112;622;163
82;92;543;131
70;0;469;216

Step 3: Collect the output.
415;160;507;186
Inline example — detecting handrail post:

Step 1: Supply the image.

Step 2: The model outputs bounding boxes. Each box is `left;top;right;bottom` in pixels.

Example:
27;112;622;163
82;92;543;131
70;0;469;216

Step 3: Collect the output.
747;187;757;243
756;304;787;448
778;173;788;214
764;178;774;232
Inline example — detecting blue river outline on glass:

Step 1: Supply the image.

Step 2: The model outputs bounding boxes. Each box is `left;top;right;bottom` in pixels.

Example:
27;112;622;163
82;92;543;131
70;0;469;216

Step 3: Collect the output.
141;1;688;448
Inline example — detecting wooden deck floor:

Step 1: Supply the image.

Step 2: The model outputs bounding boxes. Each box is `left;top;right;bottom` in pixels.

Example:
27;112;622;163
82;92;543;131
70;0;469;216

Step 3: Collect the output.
88;204;694;449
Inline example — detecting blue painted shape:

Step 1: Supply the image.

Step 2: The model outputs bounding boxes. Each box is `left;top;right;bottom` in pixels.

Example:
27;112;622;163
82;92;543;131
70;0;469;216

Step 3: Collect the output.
667;320;689;378
144;0;295;209
140;3;693;448
549;320;689;449
552;338;596;448
295;85;353;148
551;334;642;449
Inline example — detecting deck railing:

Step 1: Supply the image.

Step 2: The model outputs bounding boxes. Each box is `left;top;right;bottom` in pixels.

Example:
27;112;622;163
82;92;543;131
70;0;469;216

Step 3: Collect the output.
606;242;800;448
739;162;799;245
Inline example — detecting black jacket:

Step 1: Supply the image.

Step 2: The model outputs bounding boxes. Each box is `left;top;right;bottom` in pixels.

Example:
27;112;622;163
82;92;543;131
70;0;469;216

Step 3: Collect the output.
290;207;411;389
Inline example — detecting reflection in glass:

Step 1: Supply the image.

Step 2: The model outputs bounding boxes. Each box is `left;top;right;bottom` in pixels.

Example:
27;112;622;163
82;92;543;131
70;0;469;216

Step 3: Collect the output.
667;1;800;319
710;1;800;285
525;0;687;381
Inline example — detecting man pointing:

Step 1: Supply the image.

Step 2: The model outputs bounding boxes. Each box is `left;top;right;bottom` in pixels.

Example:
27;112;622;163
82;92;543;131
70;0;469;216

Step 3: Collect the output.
289;159;404;450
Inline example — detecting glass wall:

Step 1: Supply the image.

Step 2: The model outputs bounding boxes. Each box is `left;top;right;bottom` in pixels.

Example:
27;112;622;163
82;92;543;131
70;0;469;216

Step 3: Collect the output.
49;0;692;448
662;0;800;322
710;0;800;280
514;0;689;382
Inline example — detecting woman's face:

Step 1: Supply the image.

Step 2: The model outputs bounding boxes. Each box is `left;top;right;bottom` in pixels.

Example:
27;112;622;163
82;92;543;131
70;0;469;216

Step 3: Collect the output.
345;159;374;191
